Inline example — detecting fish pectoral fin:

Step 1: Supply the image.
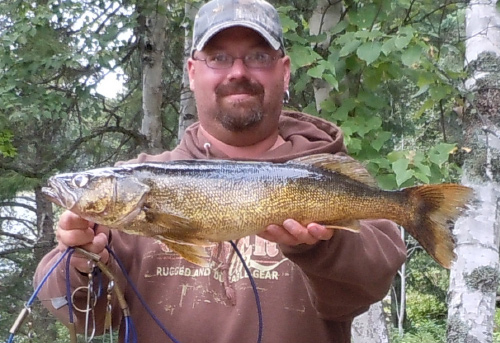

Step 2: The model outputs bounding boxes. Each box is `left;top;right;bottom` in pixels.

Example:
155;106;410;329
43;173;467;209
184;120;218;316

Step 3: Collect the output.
155;234;214;247
323;220;361;233
144;210;193;231
290;154;378;188
155;236;212;267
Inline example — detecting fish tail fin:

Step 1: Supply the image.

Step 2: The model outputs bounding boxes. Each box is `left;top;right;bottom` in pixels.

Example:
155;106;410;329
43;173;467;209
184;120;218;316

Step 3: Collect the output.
403;184;474;268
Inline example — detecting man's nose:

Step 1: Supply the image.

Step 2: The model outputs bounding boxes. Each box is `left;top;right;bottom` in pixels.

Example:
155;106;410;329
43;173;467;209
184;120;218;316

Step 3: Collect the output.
226;58;250;80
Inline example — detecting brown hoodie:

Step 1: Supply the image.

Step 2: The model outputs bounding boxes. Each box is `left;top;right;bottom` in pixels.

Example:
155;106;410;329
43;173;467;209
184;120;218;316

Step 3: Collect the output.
34;111;406;343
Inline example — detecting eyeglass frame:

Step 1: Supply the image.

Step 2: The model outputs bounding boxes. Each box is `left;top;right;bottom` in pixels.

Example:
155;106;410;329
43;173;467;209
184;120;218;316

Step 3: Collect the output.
192;51;284;70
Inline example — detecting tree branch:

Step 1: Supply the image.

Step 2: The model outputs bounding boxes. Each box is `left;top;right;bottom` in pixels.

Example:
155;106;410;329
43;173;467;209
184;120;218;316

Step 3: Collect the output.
0;230;35;244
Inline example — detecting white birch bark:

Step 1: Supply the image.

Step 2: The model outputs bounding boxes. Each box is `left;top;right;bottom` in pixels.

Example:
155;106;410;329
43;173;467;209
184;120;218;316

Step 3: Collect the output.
308;0;342;112
447;0;500;342
178;1;198;142
351;301;390;343
141;5;167;153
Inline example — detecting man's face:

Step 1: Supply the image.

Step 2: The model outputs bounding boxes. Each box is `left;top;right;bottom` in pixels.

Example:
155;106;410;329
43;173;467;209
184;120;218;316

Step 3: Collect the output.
188;26;290;141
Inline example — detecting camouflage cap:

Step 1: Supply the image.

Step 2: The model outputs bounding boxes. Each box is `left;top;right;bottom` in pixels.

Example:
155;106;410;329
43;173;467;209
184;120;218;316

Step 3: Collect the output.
191;0;285;56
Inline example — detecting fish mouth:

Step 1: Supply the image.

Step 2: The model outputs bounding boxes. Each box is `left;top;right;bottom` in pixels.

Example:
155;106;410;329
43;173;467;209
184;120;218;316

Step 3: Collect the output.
42;178;77;209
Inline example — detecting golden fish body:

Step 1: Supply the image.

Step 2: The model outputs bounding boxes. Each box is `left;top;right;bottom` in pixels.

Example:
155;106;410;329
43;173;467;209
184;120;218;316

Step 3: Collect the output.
42;154;473;268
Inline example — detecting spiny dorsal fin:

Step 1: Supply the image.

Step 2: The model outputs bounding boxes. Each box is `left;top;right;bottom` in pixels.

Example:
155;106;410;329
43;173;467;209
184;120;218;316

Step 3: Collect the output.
290;153;378;188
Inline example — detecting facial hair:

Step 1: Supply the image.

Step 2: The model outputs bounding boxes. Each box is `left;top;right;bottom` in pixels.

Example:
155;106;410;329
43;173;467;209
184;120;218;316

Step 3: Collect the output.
214;79;265;132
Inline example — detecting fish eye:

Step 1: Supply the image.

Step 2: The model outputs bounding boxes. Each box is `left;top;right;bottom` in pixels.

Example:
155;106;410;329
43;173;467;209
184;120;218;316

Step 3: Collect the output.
71;174;89;188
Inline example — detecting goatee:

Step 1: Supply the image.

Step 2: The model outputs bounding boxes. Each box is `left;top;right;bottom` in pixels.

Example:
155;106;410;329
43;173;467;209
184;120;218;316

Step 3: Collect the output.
215;79;265;132
216;107;263;132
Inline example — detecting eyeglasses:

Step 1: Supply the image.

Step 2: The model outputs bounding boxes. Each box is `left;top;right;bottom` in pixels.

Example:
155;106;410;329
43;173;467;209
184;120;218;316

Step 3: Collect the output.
193;52;281;70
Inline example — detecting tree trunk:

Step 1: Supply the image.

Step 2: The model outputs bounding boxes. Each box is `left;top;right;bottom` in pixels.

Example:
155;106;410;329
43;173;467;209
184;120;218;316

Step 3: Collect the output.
178;1;198;142
447;0;500;341
308;0;342;112
352;301;390;343
32;186;58;341
141;3;168;154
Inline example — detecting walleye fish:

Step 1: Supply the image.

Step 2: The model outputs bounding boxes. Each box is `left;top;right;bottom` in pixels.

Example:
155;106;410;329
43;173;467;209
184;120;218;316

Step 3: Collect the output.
42;154;473;268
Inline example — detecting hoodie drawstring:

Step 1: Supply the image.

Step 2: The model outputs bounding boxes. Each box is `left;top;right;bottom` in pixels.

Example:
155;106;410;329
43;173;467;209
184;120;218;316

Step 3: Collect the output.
203;142;211;158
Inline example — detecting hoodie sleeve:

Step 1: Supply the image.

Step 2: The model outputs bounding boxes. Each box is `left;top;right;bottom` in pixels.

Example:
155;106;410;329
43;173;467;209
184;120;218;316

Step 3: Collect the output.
280;219;406;321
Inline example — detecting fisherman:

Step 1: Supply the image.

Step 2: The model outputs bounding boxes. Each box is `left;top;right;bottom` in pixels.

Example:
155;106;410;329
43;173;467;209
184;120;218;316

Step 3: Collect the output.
35;0;407;342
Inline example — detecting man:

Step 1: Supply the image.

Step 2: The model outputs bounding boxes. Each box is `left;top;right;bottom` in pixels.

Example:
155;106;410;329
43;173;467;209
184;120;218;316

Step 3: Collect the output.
35;0;406;342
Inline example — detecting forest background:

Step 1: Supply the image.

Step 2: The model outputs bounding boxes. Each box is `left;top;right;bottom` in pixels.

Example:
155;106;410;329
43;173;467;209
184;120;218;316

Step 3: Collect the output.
0;0;499;342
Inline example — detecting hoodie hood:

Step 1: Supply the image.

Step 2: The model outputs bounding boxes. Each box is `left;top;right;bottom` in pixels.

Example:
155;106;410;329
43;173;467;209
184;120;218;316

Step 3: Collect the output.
129;111;347;163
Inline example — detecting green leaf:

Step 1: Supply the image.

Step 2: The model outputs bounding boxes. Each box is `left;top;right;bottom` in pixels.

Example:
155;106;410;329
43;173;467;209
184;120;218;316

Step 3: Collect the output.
371;131;392;151
320;98;336;113
279;13;298;32
357;42;382;65
347;137;362;154
376;174;398;190
395;33;412;50
330;20;348;35
323;74;339;89
414;99;435;119
428;143;456;166
387;150;407;163
332;98;356;121
411;84;430;98
401;45;422;66
363;66;384;90
429;84;451;101
414;171;430;184
288;45;321;69
381;37;396;55
414;160;431;176
358;91;387;109
350;4;379;29
339;40;362;57
392;158;414;186
307;64;326;78
355;30;383;40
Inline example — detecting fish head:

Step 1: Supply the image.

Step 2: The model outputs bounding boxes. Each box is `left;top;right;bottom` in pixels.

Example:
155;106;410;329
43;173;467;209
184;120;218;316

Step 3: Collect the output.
42;168;150;226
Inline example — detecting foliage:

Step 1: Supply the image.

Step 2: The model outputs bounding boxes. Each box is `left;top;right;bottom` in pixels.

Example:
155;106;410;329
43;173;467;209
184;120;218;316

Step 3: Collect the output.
278;0;467;188
390;321;446;343
494;309;500;343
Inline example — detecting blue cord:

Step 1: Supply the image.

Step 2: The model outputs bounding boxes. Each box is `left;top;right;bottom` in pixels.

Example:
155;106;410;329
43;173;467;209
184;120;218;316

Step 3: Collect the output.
5;249;71;343
65;248;76;324
125;316;138;343
107;247;182;343
108;242;263;343
229;240;263;343
29;248;71;305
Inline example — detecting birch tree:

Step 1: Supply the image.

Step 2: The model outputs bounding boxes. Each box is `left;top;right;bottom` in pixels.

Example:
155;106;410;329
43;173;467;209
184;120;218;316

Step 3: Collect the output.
351;302;390;343
178;0;198;141
308;0;342;112
447;0;500;341
141;2;168;153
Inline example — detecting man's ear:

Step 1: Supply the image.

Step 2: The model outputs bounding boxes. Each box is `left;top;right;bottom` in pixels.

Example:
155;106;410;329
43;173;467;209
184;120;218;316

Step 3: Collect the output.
282;55;291;90
187;58;195;91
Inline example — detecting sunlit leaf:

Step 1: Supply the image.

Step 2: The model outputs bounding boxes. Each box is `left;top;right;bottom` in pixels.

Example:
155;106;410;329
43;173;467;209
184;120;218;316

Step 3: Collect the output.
357;42;382;65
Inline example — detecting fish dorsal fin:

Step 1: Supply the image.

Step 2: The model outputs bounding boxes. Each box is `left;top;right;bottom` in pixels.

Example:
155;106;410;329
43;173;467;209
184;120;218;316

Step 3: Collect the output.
290;153;378;187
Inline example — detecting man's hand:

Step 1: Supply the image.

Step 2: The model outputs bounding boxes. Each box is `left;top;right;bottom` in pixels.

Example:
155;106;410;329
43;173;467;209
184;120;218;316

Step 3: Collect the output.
258;219;334;246
56;211;110;273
